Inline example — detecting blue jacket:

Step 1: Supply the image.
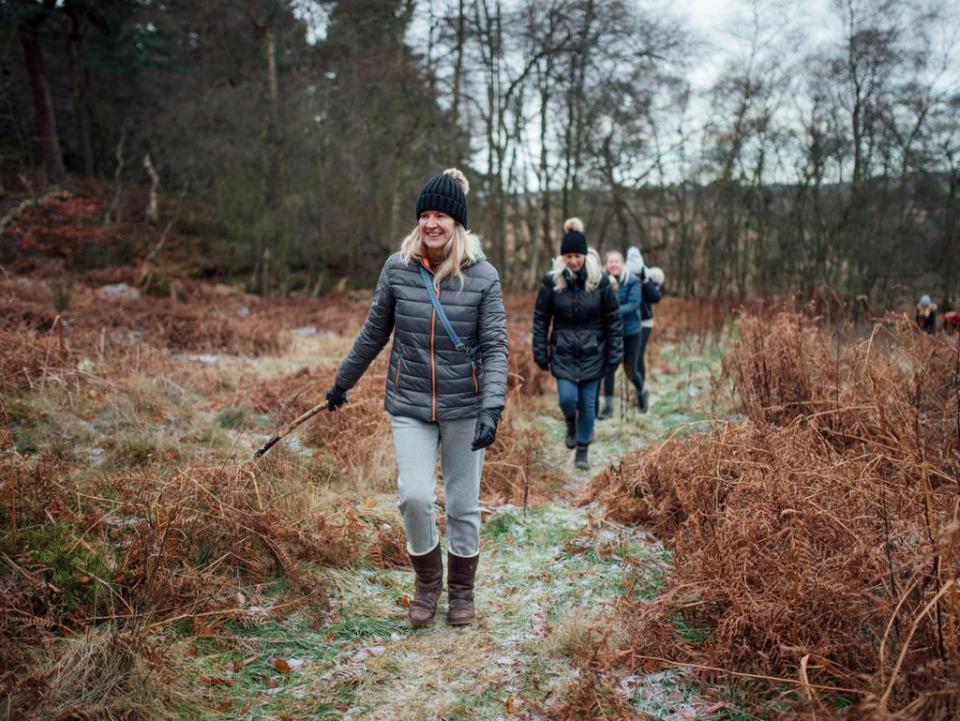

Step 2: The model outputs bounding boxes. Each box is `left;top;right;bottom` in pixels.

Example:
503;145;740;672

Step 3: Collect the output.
615;274;642;337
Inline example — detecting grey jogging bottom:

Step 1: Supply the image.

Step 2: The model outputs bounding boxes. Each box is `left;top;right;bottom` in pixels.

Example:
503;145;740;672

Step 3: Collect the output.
391;414;483;558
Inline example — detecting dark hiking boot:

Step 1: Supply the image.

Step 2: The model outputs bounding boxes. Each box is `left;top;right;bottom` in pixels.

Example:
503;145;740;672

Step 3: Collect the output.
408;544;443;628
598;397;614;419
564;415;577;449
446;552;479;626
638;389;649;414
574;444;589;470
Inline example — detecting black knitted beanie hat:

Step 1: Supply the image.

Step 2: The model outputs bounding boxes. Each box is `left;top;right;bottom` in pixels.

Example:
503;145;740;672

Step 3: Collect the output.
560;230;587;255
416;169;469;227
560;216;587;255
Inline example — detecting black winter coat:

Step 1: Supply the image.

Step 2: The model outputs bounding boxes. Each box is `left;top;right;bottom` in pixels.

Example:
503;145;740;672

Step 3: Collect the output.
334;251;509;423
532;267;623;382
639;278;662;323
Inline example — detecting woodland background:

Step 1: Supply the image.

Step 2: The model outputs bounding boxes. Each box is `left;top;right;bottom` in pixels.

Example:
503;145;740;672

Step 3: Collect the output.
1;0;959;306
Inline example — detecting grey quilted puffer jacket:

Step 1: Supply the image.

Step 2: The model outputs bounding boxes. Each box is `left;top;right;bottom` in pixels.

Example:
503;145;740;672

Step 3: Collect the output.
334;250;509;423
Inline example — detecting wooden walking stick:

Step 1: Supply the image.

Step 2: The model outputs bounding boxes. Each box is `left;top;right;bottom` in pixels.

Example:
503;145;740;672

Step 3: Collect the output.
253;401;330;459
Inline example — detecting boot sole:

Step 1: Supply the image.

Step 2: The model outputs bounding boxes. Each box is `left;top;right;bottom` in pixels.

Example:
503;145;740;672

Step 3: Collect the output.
447;617;475;626
409;616;437;629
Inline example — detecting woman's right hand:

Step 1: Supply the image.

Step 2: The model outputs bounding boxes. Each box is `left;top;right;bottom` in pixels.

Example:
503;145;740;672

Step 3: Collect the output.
326;384;348;411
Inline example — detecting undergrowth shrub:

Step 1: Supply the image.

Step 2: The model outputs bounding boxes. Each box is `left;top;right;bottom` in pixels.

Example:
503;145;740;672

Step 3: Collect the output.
577;312;960;721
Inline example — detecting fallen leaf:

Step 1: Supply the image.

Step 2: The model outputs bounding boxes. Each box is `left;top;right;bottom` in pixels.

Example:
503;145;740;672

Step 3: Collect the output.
399;595;411;608
274;657;291;674
200;676;233;688
214;701;232;712
705;703;733;713
279;712;294;721
264;676;280;689
642;659;660;673
506;697;516;714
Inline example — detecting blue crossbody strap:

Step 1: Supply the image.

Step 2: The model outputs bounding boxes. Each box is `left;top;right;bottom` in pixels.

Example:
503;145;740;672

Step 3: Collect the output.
419;264;478;365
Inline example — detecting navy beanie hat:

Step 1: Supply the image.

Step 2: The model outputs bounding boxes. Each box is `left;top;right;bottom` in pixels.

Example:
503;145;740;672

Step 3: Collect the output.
416;170;468;228
560;230;587;255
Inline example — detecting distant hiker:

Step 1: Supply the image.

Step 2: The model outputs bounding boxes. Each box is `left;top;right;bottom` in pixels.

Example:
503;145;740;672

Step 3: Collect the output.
325;168;508;629
626;247;663;411
533;218;623;470
916;294;937;335
637;265;664;412
596;250;643;419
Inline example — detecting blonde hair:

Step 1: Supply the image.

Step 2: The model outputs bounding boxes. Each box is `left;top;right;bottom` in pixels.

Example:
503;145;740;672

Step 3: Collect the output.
401;168;479;287
550;251;602;292
400;224;482;287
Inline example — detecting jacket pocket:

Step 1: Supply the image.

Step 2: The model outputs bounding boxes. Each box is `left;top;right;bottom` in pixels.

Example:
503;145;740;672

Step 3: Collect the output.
393;353;403;391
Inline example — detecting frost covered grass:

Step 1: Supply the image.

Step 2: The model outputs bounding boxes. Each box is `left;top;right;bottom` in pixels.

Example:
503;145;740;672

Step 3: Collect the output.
2;283;733;720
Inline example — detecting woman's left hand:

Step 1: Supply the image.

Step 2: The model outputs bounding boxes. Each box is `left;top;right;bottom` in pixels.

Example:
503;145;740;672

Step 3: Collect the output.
471;408;501;451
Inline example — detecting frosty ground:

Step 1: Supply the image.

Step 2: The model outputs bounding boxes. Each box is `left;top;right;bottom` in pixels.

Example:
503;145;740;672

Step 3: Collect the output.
180;331;728;721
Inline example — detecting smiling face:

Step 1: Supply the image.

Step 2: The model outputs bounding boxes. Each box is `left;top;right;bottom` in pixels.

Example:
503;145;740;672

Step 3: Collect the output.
605;252;623;277
563;253;585;272
419;210;456;251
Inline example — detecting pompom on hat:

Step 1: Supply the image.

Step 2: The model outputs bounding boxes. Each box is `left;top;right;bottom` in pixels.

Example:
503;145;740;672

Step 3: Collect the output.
416;168;469;227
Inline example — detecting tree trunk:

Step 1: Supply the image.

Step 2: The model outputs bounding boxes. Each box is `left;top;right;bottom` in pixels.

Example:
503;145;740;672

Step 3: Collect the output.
19;5;66;186
68;9;95;178
143;153;160;225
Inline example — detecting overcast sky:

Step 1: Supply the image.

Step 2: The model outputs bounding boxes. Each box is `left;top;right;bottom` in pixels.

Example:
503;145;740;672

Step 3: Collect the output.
671;0;842;89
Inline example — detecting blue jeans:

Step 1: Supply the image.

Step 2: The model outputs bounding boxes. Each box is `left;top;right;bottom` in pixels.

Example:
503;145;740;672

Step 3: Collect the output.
556;377;599;446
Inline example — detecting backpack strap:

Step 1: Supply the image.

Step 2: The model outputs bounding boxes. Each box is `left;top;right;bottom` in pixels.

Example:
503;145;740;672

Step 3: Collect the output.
419;264;478;365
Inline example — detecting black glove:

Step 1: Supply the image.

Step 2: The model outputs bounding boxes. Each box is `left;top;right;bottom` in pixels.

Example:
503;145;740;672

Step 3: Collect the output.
536;359;549;372
325;384;348;412
471;408;501;451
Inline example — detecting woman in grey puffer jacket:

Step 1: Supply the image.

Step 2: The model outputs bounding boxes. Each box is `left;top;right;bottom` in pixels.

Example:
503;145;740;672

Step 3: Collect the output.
325;169;508;629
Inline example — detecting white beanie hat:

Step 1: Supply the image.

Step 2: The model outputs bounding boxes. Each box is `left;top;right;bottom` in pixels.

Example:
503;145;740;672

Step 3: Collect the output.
625;247;645;275
647;267;665;285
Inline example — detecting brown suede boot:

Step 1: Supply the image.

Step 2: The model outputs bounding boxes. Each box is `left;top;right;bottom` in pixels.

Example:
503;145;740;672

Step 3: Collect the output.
408;544;443;628
446;552;479;626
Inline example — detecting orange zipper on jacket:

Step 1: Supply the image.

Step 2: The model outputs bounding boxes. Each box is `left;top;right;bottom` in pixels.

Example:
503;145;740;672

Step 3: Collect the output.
471;365;479;395
394;358;402;390
430;288;440;421
423;256;438;421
